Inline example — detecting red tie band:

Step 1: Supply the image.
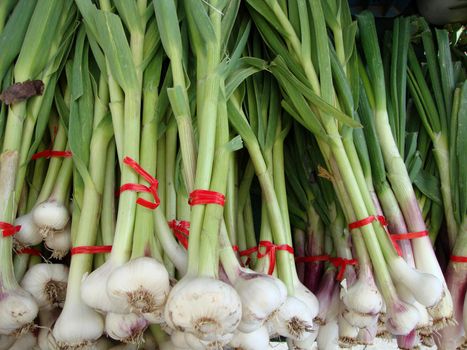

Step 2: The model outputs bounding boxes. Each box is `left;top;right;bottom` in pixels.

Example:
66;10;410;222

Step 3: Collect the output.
31;150;72;160
256;240;294;275
71;245;112;255
451;256;467;263
16;247;41;256
348;215;386;231
232;245;239;252
0;222;21;237
119;157;160;210
189;189;225;206
295;254;358;281
390;230;429;256
168;220;190;249
348;215;427;256
239;246;258;267
330;257;359;281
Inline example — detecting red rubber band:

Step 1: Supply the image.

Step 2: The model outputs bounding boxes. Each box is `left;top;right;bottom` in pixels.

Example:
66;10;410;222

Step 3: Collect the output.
232;245;239;252
168;220;190;249
119;157;160;210
295;254;330;264
16;247;41;256
71;245;112;255
390;230;429;241
239;246;258;257
256;240;294;275
348;215;386;231
188;189;225;206
451;256;467;263
238;246;258;267
0;222;21;237
31;150;72;160
329;257;358;281
348;215;406;256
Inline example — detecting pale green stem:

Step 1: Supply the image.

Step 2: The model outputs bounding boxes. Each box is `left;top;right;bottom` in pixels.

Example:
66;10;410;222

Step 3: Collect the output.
35;122;68;204
0;151;20;289
100;140;116;251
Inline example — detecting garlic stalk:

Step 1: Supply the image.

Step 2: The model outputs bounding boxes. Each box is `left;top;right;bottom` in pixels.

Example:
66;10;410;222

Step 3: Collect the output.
315;268;337;325
163;4;244;340
0;152;39;336
37;307;60;350
317;285;340;350
21;263;68;308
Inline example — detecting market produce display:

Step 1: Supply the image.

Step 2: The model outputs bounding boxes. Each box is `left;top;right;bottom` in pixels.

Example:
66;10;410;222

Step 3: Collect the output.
0;0;465;349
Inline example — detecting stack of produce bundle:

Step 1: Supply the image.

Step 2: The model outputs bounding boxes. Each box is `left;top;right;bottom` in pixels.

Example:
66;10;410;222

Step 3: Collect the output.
0;0;464;349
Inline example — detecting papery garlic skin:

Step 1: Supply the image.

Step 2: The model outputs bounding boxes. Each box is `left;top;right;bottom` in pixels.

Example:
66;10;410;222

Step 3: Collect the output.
107;257;170;318
338;312;359;347
21;263;68;308
295;282;320;320
171;330;189;349
81;259;122;314
272;296;315;341
342;308;378;329
234;270;287;333
317;319;339;350
44;226;71;259
52;300;104;348
105;312;149;344
385;299;421;336
164;277;242;342
341;272;382;316
287;325;318;350
396;282;432;331
32;201;69;237
229;326;269;350
184;331;234;349
0;289;38;335
14;213;41;246
389;257;443;307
